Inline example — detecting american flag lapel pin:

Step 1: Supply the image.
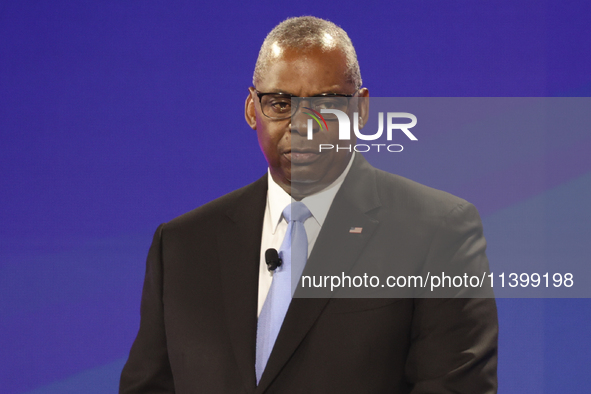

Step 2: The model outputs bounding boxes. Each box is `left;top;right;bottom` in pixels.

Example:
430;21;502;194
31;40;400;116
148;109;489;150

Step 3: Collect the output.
349;227;363;234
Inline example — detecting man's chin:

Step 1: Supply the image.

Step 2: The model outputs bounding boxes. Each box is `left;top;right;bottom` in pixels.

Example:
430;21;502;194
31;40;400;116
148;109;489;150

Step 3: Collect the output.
288;168;332;198
289;166;323;184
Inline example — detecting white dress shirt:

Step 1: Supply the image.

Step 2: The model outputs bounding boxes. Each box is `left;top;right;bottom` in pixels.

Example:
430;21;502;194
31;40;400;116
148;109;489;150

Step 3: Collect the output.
257;154;355;316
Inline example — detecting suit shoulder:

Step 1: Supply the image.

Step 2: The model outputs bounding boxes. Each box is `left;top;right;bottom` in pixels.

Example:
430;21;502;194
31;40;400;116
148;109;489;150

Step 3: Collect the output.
162;175;267;233
372;167;472;218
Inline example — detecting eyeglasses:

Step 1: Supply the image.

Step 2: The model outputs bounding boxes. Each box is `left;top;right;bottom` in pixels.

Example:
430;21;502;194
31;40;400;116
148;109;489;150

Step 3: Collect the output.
253;89;357;120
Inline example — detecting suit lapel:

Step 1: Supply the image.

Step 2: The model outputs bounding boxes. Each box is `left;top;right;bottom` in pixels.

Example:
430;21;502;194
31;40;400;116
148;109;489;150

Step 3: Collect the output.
256;155;382;392
217;176;267;393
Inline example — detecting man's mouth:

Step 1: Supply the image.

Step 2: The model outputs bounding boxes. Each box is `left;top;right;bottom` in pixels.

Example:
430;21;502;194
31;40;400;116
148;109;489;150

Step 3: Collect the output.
284;149;321;164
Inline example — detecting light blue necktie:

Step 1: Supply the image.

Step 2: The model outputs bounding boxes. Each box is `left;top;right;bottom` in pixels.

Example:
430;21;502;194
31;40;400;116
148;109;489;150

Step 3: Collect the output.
256;201;312;384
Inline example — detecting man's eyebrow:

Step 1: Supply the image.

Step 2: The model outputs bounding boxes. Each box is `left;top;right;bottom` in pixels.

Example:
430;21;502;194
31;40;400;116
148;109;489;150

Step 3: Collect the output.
270;90;348;97
312;85;346;96
264;85;346;96
277;90;297;96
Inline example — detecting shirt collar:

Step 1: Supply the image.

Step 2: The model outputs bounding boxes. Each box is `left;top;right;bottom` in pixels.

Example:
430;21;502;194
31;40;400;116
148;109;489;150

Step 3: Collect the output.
267;170;293;235
267;153;356;234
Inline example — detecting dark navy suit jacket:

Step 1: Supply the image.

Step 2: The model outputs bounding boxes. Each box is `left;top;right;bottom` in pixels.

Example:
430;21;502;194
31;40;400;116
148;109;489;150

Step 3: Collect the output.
120;154;498;393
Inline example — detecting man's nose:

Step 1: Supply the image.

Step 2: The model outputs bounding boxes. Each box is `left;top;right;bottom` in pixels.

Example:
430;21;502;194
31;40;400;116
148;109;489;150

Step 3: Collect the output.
290;102;320;137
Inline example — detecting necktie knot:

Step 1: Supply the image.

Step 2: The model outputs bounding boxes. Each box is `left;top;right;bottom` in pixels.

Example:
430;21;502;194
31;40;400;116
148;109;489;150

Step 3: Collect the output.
282;201;312;223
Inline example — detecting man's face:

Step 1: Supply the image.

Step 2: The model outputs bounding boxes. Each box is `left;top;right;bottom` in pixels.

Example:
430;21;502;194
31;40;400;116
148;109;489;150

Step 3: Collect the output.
245;46;366;199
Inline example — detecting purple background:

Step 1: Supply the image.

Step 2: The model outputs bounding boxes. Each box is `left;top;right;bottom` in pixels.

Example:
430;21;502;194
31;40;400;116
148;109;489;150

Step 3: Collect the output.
1;1;590;392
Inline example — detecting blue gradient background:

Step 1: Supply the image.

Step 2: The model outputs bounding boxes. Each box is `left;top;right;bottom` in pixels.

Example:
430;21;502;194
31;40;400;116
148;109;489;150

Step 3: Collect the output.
1;1;590;393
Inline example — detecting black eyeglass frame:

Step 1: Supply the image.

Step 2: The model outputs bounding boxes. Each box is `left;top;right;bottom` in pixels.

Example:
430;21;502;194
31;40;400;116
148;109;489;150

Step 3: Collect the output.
253;88;359;120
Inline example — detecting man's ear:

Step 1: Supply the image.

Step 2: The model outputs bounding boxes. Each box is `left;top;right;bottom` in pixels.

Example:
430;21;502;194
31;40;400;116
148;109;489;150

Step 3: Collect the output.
357;88;370;129
245;88;257;130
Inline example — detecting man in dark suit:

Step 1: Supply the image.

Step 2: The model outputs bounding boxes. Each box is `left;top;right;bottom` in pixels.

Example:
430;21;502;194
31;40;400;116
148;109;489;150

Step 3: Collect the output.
120;16;497;393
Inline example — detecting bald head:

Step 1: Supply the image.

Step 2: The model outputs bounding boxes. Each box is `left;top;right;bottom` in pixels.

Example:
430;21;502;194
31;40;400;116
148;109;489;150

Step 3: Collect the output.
253;16;362;90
